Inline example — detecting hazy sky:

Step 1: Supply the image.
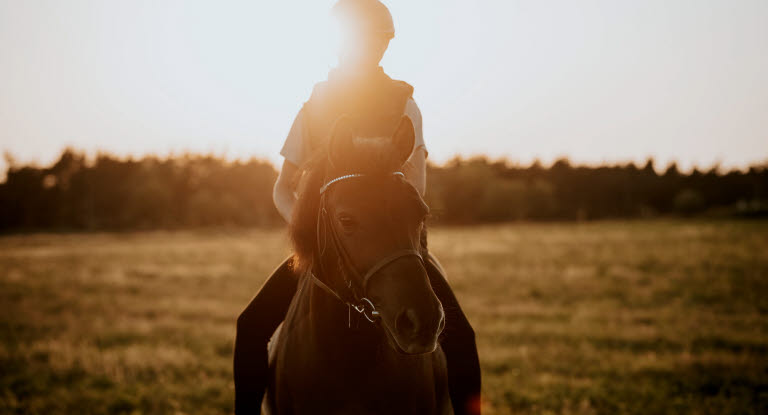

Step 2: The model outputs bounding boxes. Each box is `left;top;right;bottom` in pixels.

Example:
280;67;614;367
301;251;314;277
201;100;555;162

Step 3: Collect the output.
1;0;766;174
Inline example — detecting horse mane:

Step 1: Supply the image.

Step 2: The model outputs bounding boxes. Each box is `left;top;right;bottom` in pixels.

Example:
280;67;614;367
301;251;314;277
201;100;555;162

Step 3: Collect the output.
288;153;327;276
288;142;421;276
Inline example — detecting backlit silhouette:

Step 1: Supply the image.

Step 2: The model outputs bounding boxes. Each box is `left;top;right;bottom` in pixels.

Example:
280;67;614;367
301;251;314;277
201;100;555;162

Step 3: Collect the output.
234;1;480;414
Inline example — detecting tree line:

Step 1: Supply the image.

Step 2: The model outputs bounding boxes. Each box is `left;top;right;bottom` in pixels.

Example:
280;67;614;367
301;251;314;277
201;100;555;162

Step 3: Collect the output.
1;149;766;231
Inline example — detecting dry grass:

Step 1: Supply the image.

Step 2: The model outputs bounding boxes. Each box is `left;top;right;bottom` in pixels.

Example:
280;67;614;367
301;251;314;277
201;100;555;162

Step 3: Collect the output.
1;221;767;414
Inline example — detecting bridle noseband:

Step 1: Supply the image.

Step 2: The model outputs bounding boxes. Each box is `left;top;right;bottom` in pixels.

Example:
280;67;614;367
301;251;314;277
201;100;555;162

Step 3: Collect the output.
311;171;424;327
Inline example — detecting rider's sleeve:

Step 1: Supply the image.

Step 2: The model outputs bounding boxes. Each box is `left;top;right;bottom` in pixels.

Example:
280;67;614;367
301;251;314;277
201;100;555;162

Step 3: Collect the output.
279;108;308;167
405;98;427;159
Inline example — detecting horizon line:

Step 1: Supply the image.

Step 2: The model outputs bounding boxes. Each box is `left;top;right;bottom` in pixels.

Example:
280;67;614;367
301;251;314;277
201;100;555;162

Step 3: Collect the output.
3;146;767;177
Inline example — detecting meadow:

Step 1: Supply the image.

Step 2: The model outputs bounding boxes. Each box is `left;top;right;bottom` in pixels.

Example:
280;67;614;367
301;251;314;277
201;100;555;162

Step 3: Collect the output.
1;221;767;414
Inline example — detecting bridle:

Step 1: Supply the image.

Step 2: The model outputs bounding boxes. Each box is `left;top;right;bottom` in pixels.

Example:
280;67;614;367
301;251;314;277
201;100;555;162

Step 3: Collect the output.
311;171;424;328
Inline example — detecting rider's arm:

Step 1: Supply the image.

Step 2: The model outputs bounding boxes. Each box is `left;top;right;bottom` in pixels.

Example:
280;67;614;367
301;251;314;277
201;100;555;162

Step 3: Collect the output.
273;108;308;223
273;160;300;223
404;98;427;196
405;148;427;196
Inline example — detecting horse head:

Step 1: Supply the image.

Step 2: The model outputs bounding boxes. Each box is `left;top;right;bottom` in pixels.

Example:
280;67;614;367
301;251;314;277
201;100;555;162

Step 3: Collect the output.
292;114;444;355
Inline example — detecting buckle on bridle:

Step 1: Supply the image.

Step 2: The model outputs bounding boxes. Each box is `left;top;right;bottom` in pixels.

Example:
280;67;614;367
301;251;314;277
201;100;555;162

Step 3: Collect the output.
352;298;380;323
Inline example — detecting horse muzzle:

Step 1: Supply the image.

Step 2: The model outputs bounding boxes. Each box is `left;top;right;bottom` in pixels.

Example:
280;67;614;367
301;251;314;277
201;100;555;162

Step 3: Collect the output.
385;299;445;355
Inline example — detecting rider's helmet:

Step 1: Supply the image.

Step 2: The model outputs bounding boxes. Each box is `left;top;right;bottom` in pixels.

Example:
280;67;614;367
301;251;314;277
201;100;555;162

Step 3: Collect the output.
332;0;395;39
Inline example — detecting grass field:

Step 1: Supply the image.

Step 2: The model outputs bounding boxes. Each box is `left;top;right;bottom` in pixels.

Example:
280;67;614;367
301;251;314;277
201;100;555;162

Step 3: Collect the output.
1;221;767;414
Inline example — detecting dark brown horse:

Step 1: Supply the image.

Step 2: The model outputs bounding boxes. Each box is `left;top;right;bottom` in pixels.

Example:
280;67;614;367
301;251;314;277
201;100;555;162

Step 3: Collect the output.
263;115;452;414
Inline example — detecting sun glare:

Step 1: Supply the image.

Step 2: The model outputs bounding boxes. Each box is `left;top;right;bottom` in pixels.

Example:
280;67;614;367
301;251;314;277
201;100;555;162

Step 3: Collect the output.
0;1;766;173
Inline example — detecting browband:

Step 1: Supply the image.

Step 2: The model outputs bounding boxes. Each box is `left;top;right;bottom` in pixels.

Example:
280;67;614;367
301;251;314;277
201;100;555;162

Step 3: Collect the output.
320;171;405;195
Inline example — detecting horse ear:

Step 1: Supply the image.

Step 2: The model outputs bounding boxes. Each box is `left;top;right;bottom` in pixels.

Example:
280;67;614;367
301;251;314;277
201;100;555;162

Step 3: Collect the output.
328;115;355;169
392;116;415;168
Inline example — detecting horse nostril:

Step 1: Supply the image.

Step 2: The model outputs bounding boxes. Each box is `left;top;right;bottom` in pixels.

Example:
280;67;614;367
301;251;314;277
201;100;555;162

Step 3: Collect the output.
395;308;420;337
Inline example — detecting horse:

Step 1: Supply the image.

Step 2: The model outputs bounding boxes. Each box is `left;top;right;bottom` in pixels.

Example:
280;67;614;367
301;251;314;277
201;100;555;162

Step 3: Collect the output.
262;115;453;414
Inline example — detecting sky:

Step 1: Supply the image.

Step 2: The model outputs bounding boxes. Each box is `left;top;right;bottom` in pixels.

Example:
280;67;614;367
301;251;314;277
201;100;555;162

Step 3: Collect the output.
1;0;766;175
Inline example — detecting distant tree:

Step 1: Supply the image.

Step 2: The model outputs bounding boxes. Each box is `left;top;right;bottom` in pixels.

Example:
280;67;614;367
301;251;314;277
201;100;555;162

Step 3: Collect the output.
1;150;766;231
674;189;705;216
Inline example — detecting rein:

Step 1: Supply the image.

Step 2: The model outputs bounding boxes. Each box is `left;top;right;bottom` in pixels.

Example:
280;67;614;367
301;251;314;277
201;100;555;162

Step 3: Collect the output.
311;171;424;328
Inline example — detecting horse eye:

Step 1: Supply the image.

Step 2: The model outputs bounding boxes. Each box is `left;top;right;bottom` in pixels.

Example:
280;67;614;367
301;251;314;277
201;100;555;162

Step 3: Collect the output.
338;215;358;231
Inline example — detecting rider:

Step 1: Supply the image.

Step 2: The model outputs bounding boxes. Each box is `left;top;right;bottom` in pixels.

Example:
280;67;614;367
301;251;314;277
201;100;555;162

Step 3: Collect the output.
234;1;481;413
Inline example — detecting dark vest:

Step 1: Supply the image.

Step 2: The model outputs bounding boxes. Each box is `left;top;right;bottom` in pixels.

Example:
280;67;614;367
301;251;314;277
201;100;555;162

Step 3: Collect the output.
302;68;414;157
